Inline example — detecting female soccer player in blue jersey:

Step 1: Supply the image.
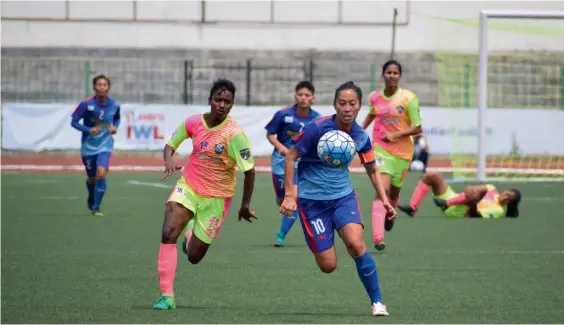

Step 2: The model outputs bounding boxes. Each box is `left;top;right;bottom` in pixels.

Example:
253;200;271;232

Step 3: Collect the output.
265;81;322;247
71;75;120;217
280;81;395;316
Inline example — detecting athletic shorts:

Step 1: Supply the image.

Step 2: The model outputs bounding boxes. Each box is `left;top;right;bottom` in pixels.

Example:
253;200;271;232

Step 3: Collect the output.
435;186;469;218
271;168;299;200
373;144;411;188
167;177;232;244
297;191;363;254
81;152;112;177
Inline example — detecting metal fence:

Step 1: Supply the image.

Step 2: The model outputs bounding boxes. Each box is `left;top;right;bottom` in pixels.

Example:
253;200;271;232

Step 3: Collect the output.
2;54;564;108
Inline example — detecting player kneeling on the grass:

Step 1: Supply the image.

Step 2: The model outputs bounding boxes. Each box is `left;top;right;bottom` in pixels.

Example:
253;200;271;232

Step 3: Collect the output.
265;80;322;247
70;75;120;217
154;79;257;310
398;171;522;219
280;81;395;317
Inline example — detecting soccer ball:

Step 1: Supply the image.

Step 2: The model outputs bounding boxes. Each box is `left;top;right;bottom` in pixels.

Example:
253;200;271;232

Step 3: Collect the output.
317;130;357;168
410;160;425;172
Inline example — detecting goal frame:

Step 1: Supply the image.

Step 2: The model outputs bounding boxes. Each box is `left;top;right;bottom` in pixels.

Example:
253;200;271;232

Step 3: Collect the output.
477;10;564;182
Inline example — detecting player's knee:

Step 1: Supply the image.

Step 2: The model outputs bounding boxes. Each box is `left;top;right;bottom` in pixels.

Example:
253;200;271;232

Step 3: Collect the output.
160;225;180;244
423;171;439;183
344;239;366;258
87;177;96;184
318;261;337;273
96;167;107;179
161;209;183;244
187;253;203;265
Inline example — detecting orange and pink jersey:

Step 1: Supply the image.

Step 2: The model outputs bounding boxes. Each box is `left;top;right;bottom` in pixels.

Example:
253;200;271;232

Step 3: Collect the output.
368;88;422;161
476;185;505;219
166;114;255;198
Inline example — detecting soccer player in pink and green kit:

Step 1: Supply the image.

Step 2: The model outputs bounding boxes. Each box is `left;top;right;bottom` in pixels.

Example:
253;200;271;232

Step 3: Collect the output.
153;79;257;310
361;60;423;251
397;171;522;219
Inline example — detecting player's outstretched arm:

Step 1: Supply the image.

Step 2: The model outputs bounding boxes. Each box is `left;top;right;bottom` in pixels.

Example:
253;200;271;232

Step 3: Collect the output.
279;147;301;217
162;144;182;180
361;113;376;130
266;133;288;156
161;121;188;180
226;131;257;223
238;168;257;223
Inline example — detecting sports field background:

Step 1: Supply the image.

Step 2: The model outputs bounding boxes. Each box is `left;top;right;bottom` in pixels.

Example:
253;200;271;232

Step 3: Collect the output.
2;155;564;324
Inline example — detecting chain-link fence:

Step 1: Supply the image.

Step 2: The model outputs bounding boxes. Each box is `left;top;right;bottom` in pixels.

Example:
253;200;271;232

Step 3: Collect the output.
2;53;563;108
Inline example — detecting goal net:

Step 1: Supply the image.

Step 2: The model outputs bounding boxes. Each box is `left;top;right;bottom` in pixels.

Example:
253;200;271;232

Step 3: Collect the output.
434;10;564;182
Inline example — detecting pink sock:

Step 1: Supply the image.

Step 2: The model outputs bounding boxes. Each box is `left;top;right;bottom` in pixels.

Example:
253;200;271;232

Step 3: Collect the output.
371;200;386;243
447;193;469;207
157;243;177;296
185;229;193;252
409;181;430;211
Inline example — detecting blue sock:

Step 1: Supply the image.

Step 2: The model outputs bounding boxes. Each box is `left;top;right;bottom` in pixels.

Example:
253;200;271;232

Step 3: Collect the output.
86;181;95;203
354;252;383;304
92;179;107;210
278;210;298;237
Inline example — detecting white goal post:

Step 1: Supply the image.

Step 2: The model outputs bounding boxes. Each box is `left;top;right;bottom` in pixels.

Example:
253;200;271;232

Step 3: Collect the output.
477;10;564;182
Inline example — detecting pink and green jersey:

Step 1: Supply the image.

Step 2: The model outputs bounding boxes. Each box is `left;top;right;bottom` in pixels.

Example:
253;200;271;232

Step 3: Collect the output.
167;114;255;198
476;185;505;219
368;88;422;161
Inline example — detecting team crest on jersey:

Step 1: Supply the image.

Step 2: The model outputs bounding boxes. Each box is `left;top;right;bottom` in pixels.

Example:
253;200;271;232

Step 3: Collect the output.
397;105;404;113
214;143;225;154
88;105;95;111
284;116;294;123
239;148;251;160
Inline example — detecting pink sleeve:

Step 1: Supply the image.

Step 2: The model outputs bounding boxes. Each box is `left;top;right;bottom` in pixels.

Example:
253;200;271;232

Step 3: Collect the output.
184;114;201;138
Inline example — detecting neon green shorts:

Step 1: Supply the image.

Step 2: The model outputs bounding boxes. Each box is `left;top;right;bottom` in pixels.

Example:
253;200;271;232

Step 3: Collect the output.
435;186;469;218
167;177;232;244
374;144;411;187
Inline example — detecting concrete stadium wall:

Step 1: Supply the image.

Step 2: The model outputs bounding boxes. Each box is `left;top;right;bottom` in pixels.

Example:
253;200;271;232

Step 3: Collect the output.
2;1;564;52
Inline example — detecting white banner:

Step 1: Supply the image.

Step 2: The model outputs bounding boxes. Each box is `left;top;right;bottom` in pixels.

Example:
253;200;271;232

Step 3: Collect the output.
2;103;564;156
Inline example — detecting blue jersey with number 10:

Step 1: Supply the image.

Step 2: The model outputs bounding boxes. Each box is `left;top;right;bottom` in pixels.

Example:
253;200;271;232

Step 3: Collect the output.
265;105;322;175
293;115;375;201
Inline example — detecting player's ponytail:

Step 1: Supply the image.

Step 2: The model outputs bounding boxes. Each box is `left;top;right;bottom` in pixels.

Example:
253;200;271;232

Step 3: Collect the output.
505;188;521;218
333;81;363;105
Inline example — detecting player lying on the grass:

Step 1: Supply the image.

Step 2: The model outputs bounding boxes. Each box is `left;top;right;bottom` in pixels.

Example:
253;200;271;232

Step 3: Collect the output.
265;80;322;247
70;75;120;217
280;81;396;316
154;79;257;310
361;60;423;251
397;171;522;219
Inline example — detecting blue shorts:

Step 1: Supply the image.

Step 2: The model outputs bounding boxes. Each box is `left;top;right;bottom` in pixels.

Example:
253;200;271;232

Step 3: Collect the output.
297;191;363;253
271;169;299;200
81;152;112;177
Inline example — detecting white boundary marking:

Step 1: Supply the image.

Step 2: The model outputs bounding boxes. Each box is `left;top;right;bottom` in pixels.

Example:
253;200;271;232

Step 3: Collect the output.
127;180;171;188
2;164;563;175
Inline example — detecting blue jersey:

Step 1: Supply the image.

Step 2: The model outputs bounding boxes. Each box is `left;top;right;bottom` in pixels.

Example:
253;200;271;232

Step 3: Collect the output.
265;105;322;175
70;96;121;156
293;115;375;201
